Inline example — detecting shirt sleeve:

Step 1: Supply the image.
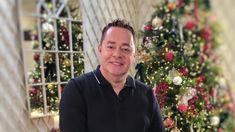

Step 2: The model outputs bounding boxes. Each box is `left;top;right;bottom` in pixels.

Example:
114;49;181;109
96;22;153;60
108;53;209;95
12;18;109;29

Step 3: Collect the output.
59;79;87;132
148;88;165;132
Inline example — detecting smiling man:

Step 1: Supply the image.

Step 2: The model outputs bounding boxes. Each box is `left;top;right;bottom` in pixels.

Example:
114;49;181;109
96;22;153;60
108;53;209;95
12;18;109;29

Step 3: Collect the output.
59;19;164;132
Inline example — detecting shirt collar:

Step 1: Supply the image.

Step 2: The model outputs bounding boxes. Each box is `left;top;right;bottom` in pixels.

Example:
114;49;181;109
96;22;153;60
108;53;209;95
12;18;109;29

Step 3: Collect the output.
93;65;136;89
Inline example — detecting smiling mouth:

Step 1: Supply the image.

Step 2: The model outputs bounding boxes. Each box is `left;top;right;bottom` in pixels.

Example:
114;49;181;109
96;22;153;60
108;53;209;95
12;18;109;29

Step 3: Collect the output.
110;62;123;66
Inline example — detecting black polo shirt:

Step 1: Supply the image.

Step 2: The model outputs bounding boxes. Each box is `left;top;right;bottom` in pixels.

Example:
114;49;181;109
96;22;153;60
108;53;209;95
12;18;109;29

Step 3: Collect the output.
59;66;164;132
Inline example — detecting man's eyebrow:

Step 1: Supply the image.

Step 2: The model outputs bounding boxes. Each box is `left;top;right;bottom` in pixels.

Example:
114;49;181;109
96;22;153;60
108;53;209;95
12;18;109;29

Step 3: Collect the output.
107;41;115;44
122;43;131;46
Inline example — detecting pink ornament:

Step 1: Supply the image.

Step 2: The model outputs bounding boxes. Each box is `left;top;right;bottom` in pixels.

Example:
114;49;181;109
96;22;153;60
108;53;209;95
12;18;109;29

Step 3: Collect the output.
164;117;174;128
165;51;174;61
185;21;196;30
178;103;188;113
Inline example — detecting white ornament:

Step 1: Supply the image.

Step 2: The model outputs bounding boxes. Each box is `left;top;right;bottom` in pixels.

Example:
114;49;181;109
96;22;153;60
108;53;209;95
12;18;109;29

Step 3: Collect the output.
210;116;220;126
173;76;182;85
42;22;54;32
152;16;162;28
186;88;197;98
168;68;179;80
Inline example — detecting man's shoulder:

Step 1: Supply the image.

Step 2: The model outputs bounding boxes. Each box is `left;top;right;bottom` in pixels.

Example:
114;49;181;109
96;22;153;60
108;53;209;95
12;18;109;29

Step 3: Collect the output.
134;79;151;92
73;71;93;82
67;71;94;90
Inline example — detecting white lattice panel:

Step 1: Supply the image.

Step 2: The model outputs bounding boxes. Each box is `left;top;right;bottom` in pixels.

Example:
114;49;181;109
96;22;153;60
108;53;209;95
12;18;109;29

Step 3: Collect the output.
212;0;235;90
80;0;160;73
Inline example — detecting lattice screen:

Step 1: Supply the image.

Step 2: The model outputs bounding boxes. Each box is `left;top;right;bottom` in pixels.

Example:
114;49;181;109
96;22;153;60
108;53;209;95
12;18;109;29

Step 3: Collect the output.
79;0;159;72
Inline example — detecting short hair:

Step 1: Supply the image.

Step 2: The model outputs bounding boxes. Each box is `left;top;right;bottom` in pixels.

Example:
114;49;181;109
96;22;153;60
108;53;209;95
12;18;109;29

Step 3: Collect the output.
100;19;136;45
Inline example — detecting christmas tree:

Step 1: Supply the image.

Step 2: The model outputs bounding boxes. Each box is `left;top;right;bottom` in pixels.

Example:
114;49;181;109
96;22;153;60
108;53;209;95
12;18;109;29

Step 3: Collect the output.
136;0;234;131
27;0;84;116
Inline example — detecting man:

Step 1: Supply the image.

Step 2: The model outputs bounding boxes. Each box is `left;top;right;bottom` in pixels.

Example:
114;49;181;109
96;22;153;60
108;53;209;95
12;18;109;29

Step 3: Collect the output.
59;19;165;132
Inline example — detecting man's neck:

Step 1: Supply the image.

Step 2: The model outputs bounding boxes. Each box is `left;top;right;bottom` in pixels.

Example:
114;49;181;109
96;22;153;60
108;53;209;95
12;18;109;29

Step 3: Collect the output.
100;67;127;95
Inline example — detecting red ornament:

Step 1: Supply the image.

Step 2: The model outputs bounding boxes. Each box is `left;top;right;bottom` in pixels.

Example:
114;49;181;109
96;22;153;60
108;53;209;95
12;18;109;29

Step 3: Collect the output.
178;67;189;76
201;27;212;41
185;21;196;30
178;103;188;113
33;53;40;61
165;51;174;61
177;0;184;8
197;75;205;84
144;25;153;32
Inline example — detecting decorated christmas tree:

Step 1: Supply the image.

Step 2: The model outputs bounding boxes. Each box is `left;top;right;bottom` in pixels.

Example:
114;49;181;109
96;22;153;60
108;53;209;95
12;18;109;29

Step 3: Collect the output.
135;0;234;131
27;0;84;116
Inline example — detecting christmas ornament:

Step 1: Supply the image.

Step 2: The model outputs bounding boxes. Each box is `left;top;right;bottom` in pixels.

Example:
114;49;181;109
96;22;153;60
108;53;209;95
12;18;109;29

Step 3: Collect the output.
201;27;212;41
63;59;71;67
143;25;153;32
164;117;174;128
168;68;179;79
197;75;205;84
185;20;196;30
185;88;197;99
178;67;189;76
171;127;181;132
44;53;53;63
177;0;184;7
48;83;54;90
152;16;163;28
210;116;220;126
33;53;40;61
173;76;182;85
42;22;54;32
168;3;177;11
178;103;188;113
165;51;174;61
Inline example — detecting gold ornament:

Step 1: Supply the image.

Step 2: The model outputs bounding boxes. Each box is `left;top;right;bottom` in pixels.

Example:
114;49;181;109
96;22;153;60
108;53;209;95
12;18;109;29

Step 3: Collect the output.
48;83;54;90
44;53;53;63
142;53;152;62
63;59;71;67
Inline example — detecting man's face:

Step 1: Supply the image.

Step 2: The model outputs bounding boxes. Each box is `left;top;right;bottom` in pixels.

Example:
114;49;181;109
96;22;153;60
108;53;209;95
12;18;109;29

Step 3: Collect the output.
99;27;135;77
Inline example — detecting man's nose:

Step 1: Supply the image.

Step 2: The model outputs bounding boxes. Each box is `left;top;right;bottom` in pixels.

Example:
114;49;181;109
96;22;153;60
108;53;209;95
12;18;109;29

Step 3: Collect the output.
112;47;122;58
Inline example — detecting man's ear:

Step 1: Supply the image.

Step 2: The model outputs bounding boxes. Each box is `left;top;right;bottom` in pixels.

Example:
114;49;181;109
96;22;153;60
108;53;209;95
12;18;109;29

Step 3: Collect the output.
98;44;101;52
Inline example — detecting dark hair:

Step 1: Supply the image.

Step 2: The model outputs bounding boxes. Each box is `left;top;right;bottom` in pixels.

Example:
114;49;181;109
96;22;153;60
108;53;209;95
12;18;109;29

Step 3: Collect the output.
100;19;136;44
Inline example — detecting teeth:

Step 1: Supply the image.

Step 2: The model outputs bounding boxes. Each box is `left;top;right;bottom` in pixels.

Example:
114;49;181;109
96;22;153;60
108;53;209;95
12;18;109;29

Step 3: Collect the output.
112;62;122;65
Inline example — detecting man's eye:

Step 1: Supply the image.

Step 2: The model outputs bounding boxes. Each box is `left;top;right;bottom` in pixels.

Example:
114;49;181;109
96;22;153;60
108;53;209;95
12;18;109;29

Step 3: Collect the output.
107;45;114;49
122;47;131;53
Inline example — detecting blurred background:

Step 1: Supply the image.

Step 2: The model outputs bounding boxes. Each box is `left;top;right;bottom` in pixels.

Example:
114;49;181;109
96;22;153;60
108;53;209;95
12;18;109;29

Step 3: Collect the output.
0;0;235;131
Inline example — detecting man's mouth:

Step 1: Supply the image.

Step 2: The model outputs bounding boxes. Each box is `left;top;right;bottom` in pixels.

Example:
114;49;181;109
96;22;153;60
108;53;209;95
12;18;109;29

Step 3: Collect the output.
110;61;123;66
